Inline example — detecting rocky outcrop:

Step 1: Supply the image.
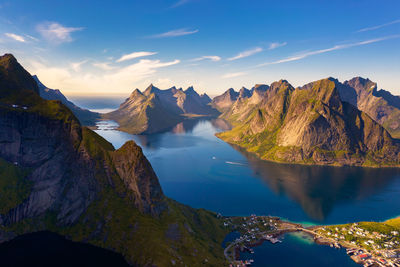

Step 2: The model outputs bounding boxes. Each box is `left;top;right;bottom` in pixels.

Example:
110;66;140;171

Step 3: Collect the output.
338;77;400;138
104;84;219;134
211;88;239;112
217;78;400;167
33;75;100;126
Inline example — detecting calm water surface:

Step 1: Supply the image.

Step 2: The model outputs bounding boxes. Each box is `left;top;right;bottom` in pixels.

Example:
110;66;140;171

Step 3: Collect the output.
95;119;400;224
94;118;400;267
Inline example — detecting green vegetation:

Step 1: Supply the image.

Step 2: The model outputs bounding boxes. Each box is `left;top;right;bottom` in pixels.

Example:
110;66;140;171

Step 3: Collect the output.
0;158;32;214
0;125;229;266
318;217;400;251
217;78;400;167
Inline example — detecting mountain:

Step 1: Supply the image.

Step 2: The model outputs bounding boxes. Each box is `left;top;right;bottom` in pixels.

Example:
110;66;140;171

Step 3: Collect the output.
211;88;239;112
33;75;100;126
0;54;39;97
217;78;400;167
0;54;228;266
337;77;400;138
211;84;269;113
104;84;219;134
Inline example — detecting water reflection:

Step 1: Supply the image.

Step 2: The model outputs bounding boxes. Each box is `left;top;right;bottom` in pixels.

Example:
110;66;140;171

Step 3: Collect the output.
233;145;400;221
134;118;230;149
95;119;400;224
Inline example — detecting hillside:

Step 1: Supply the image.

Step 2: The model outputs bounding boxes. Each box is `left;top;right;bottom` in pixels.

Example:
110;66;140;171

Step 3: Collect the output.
33;75;100;126
0;54;229;266
212;85;269;113
338;77;400;138
217;78;400;167
104;84;218;134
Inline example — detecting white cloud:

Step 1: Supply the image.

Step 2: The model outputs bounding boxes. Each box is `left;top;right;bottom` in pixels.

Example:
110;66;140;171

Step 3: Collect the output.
268;42;287;50
27;58;180;96
116;51;157;62
148;28;198;38
258;35;400;67
228;47;263;61
70;60;88;72
5;33;25;42
36;22;83;44
191;55;221;62
358;19;400;32
222;72;246;78
107;59;180;83
92;62;115;71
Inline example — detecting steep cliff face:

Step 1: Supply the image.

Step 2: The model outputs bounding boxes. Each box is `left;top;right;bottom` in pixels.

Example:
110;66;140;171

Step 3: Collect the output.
105;84;218;134
0;54;228;266
218;78;400;167
33;75;100;126
338;77;400;138
211;88;239;112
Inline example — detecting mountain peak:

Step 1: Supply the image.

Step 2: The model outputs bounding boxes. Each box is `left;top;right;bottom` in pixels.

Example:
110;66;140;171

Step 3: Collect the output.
0;53;17;66
239;87;251;98
130;88;143;97
0;53;39;96
144;83;160;95
345;77;377;93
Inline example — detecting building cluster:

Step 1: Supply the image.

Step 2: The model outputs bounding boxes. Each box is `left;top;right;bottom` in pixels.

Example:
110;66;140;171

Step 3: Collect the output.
224;215;283;266
317;223;400;266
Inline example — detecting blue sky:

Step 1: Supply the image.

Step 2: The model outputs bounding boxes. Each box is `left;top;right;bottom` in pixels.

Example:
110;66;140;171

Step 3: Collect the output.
0;0;399;97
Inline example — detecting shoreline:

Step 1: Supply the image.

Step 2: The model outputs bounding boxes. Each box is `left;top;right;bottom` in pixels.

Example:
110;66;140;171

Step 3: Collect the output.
225;216;400;267
224;216;375;266
216;135;400;169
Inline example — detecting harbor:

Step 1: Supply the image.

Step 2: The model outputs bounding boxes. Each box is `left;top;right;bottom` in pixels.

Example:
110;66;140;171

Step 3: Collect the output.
223;215;400;266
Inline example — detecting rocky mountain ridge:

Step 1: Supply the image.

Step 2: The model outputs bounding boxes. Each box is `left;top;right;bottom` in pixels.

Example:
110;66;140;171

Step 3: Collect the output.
32;75;100;126
104;84;218;134
217;78;400;167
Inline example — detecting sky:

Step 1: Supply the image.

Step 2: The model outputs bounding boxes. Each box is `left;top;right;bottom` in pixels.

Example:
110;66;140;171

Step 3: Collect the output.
0;0;399;97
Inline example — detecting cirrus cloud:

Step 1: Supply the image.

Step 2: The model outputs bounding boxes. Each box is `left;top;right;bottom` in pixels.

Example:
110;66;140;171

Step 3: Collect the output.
5;33;26;42
268;42;287;50
147;28;198;38
257;35;400;67
116;51;157;62
36;22;84;44
228;47;263;61
191;55;221;62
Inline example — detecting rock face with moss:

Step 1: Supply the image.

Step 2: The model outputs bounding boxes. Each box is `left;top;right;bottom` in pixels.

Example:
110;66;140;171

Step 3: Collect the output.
337;77;400;138
211;85;269;113
33;75;100;126
0;54;228;266
104;84;218;134
217;78;400;167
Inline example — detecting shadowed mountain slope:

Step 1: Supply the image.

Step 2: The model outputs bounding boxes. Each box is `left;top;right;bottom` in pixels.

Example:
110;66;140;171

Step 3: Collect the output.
0;54;228;266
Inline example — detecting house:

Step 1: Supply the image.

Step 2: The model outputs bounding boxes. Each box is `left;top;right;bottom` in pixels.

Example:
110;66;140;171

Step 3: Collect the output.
359;254;370;260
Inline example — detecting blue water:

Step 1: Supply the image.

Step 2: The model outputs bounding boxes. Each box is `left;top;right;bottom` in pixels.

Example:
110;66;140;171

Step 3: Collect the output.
94;118;400;266
95;119;400;225
241;232;359;267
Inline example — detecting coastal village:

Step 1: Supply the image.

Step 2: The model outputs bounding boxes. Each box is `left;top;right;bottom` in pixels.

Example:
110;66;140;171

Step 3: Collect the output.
314;223;400;266
222;215;400;267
